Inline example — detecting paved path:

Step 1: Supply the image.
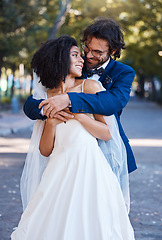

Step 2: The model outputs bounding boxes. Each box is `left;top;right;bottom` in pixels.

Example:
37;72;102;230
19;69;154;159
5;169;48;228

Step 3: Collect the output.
121;97;162;240
0;109;33;136
0;97;162;240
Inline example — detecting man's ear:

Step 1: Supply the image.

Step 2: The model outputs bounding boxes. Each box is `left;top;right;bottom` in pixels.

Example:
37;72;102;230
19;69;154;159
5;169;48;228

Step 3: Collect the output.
111;49;117;56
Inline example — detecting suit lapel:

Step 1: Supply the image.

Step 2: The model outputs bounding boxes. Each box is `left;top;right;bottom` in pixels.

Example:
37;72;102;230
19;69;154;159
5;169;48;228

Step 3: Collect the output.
82;57;116;87
99;57;115;87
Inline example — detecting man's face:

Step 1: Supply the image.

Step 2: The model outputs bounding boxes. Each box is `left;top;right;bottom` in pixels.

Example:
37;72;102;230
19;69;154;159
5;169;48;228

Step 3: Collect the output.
84;37;110;69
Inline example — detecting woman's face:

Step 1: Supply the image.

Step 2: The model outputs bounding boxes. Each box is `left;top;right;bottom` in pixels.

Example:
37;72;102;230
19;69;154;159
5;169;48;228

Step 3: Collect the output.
70;46;84;78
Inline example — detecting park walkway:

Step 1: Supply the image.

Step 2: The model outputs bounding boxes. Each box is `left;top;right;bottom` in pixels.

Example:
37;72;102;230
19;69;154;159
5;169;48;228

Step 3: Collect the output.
0;96;162;240
122;97;162;240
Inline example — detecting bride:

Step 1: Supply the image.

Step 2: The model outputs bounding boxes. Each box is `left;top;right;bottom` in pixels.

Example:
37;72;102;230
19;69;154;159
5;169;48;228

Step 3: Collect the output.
11;35;135;240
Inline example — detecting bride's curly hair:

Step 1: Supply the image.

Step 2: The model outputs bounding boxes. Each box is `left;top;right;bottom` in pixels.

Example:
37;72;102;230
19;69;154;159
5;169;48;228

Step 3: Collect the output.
31;35;78;89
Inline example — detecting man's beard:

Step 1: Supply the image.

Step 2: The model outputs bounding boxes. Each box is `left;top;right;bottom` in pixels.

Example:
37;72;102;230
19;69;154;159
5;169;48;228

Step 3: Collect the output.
86;55;110;69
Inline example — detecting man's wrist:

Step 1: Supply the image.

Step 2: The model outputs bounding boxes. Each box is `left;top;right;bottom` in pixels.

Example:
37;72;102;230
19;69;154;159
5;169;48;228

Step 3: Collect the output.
66;93;71;107
40;107;44;116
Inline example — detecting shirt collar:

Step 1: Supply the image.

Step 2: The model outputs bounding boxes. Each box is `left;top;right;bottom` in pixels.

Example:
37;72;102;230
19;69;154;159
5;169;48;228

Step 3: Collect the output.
96;57;110;70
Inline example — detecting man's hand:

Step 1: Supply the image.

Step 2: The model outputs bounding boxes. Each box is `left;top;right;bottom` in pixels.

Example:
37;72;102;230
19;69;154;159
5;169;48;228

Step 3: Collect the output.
39;94;71;118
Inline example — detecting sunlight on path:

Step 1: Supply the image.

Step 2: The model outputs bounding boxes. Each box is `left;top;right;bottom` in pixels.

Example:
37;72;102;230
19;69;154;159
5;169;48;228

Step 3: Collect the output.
1;137;162;154
0;138;30;153
130;139;162;147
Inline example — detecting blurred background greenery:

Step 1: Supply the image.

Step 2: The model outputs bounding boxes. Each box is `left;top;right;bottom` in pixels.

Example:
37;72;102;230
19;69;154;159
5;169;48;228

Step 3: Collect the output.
0;0;162;110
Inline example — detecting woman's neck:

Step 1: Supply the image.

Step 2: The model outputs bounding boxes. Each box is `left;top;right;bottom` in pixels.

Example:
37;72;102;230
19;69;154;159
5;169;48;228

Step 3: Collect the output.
49;75;76;95
61;75;76;93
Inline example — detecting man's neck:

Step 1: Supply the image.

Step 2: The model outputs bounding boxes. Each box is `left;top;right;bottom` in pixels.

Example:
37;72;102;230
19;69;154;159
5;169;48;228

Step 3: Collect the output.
96;58;110;70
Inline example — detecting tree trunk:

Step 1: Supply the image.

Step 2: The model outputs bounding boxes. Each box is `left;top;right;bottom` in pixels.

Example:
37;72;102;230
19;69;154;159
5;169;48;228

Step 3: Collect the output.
150;77;156;101
0;62;2;102
30;72;33;95
49;0;71;39
11;66;16;98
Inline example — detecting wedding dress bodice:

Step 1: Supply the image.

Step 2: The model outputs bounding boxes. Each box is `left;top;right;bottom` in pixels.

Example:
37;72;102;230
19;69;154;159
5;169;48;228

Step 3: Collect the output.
52;119;97;153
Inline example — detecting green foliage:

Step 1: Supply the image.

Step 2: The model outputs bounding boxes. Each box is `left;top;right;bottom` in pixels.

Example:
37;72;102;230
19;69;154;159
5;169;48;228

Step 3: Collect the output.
0;96;11;104
119;0;162;81
0;0;161;83
0;0;58;70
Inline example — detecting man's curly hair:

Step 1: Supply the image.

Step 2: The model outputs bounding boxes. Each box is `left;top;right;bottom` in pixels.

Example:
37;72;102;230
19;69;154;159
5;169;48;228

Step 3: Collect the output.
31;35;78;89
81;17;125;60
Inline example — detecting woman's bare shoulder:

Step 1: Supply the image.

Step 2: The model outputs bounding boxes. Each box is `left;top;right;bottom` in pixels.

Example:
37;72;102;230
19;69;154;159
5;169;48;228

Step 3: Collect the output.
84;79;103;94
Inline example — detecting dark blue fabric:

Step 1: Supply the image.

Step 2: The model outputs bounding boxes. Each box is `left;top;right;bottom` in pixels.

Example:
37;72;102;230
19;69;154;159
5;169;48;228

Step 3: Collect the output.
68;57;137;173
23;57;137;173
23;95;47;120
114;113;136;173
68;57;135;115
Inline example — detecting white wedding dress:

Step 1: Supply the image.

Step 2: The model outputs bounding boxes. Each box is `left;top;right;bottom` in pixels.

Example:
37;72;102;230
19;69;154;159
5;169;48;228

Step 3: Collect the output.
11;116;135;239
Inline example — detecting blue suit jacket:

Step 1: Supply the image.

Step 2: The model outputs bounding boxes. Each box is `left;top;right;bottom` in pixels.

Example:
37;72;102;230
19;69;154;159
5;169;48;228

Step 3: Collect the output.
24;57;137;173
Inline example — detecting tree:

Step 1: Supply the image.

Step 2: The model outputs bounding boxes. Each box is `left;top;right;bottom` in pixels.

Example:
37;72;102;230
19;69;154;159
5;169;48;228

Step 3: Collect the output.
49;0;72;39
120;0;162;81
1;0;161;84
0;0;43;70
117;0;162;101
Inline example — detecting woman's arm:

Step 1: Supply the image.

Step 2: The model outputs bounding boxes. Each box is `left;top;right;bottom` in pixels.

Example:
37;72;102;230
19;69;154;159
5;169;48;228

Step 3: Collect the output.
74;80;111;141
38;64;135;118
68;67;135;116
39;118;62;157
74;113;111;141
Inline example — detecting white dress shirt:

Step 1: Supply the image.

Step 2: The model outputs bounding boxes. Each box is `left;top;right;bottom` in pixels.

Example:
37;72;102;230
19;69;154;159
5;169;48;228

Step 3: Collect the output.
88;58;110;82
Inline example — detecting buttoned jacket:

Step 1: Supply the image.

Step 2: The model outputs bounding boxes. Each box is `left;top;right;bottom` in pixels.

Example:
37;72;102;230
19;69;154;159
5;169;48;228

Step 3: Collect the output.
68;57;137;173
23;57;137;173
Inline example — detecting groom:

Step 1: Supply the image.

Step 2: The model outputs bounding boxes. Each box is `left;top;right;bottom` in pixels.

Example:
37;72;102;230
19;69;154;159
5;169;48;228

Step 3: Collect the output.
24;17;137;173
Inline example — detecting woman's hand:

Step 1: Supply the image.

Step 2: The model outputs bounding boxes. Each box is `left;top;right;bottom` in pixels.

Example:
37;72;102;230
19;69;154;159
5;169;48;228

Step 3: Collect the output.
51;108;74;122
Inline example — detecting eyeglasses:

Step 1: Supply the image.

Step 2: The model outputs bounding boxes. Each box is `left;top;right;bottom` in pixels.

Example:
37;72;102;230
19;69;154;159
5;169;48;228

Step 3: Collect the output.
81;43;108;58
